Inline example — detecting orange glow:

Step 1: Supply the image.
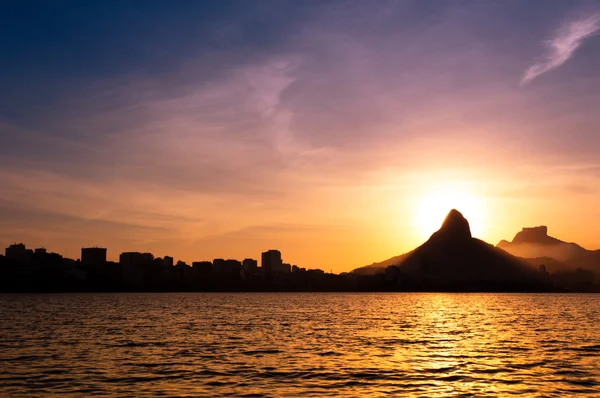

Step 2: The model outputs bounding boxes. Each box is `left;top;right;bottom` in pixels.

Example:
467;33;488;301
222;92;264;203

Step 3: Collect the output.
412;182;488;240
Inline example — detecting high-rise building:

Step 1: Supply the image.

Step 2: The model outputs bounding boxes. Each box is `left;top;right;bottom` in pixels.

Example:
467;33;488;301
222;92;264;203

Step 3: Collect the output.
81;247;107;265
163;256;174;267
242;258;260;279
140;253;154;263
120;252;143;267
213;258;226;270
119;252;155;266
262;250;288;273
242;258;258;271
224;259;242;279
119;252;157;284
5;243;33;263
211;258;241;279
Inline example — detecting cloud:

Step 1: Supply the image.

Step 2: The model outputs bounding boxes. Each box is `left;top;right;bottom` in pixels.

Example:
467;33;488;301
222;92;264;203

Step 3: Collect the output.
521;13;600;85
5;2;600;267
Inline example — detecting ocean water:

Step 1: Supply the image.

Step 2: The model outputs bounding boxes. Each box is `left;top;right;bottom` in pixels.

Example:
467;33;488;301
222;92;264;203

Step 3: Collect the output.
0;293;598;397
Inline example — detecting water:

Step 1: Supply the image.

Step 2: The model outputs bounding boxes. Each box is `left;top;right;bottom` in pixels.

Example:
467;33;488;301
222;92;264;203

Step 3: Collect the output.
0;293;598;397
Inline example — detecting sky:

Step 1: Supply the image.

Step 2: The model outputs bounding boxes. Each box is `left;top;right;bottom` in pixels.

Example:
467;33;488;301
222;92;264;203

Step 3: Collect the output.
2;0;600;272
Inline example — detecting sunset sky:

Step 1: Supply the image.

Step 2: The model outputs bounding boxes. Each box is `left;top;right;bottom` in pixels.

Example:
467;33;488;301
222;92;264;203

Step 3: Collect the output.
2;1;600;272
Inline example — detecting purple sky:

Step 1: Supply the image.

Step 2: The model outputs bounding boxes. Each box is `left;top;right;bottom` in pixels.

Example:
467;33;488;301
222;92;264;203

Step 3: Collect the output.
1;1;600;271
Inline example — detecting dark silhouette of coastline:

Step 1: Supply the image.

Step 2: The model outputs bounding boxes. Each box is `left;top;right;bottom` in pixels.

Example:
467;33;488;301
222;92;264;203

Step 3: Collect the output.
1;210;598;292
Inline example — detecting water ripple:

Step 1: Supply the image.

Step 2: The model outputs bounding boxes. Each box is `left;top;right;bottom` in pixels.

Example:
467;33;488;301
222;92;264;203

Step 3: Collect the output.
0;293;599;397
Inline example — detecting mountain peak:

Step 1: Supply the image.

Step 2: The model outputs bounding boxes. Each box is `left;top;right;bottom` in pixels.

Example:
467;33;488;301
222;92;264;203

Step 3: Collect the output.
433;209;471;240
395;208;539;284
512;226;551;244
496;225;588;262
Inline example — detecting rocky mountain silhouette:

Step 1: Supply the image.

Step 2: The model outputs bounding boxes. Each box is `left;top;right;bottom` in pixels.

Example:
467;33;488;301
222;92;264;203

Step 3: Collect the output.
354;209;541;287
496;225;600;280
353;210;475;275
395;210;538;283
496;226;587;262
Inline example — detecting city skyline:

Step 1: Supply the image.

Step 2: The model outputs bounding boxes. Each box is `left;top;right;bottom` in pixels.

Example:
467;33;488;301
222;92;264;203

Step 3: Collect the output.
3;208;598;293
2;1;600;272
4;242;301;273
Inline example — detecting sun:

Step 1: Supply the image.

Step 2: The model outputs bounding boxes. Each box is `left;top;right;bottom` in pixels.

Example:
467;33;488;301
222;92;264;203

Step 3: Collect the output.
412;183;487;240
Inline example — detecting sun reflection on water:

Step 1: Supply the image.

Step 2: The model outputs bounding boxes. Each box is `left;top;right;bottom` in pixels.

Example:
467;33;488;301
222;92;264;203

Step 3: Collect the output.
0;293;598;396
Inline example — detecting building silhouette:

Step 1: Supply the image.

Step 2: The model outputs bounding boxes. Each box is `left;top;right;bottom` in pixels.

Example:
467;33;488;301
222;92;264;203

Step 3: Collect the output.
5;243;33;263
243;258;258;270
262;250;290;274
81;247;107;265
192;261;213;278
224;259;242;280
120;252;143;267
262;250;281;274
174;260;191;278
243;258;264;280
119;252;154;284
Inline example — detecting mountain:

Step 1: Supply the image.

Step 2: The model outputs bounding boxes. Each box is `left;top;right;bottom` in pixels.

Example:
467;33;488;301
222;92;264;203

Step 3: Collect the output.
351;252;412;275
394;209;539;284
496;226;587;262
353;209;542;289
352;210;598;290
496;225;600;280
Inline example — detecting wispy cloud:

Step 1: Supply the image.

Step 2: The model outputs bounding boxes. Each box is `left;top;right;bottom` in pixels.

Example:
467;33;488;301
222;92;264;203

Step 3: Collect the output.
521;13;600;85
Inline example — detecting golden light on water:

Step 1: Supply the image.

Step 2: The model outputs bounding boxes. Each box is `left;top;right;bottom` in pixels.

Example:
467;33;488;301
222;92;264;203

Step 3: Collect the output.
413;182;487;239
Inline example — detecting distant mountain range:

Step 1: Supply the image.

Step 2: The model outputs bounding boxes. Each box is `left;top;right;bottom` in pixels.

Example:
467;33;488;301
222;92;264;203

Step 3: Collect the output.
352;210;599;285
496;225;600;277
497;226;587;261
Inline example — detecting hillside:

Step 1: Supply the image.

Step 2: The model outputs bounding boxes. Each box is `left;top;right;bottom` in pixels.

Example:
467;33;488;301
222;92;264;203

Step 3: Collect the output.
496;226;587;262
